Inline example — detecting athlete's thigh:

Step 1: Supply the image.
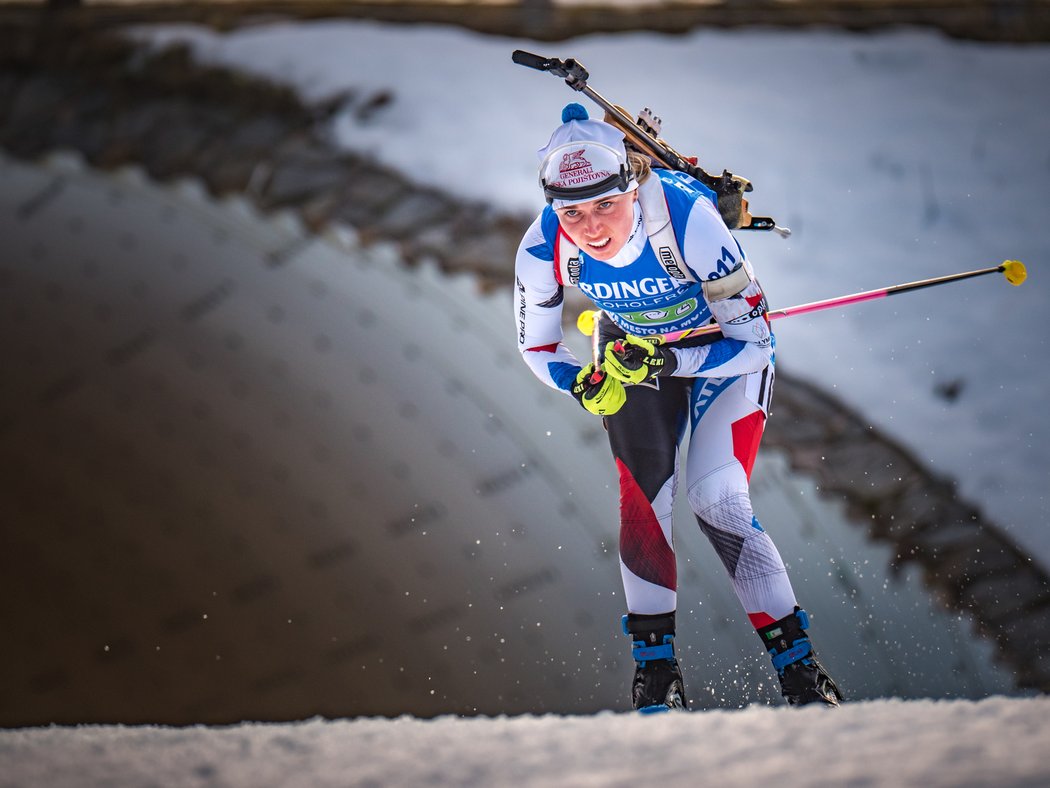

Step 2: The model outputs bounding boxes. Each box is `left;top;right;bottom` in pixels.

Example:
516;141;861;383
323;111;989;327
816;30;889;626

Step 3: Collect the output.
605;378;692;493
685;371;767;501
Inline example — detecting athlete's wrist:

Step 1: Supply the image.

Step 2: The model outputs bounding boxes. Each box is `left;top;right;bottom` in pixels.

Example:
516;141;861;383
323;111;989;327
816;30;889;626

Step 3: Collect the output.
660;347;681;377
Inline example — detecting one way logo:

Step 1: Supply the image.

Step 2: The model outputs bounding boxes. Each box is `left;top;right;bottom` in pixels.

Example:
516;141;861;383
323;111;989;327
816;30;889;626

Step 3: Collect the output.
725;292;768;325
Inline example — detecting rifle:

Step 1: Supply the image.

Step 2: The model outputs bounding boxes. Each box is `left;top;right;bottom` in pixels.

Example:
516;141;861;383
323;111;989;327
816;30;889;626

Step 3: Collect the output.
512;49;790;238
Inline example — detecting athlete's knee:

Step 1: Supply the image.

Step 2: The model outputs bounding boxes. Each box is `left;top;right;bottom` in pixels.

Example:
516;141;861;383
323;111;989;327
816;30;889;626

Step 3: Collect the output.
687;470;753;527
685;478;712;517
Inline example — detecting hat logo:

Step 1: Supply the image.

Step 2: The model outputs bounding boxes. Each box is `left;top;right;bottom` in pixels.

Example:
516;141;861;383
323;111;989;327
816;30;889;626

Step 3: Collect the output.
560;149;590;173
552;147;613;189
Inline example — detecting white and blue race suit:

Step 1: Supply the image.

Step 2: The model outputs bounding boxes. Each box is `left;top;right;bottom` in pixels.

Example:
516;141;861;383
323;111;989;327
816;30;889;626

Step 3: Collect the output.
514;169;799;632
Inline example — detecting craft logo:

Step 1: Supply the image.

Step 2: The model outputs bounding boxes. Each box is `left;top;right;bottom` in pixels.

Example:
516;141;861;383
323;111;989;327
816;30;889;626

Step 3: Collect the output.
553;147;612;188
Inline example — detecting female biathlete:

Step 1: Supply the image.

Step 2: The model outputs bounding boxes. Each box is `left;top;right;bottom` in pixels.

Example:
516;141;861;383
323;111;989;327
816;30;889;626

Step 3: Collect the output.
514;104;841;711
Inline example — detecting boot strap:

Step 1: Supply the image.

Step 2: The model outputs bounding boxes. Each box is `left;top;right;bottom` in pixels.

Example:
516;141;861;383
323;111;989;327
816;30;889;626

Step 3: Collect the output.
632;640;675;663
770;639;812;671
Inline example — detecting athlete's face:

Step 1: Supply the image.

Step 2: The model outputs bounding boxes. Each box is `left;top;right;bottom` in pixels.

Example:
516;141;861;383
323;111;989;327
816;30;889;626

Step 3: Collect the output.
555;192;638;261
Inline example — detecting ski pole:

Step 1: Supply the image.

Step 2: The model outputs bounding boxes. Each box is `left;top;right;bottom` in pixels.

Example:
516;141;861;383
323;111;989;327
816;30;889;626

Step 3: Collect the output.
577;308;606;382
578;260;1027;340
765;259;1026;323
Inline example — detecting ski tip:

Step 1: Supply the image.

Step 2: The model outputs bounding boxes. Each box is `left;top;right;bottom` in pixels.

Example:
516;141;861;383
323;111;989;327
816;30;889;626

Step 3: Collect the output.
1001;259;1026;286
637;704;672;715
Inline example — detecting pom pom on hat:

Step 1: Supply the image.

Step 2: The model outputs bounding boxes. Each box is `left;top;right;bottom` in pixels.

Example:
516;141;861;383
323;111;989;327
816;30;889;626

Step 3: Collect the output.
561;103;589;123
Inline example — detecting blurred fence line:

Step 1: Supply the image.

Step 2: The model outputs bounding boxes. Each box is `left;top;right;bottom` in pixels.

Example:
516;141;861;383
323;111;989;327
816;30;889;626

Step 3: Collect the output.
2;0;1049;43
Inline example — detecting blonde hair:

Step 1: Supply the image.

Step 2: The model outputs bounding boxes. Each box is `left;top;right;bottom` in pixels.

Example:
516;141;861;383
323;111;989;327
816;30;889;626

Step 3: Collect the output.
627;150;653;185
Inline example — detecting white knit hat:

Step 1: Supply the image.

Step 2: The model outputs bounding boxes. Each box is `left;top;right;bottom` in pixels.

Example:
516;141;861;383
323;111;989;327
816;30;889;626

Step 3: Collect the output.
537;104;637;208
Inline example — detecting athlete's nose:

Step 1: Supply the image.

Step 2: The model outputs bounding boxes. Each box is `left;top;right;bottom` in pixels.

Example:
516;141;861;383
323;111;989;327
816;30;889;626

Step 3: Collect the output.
580;211;603;238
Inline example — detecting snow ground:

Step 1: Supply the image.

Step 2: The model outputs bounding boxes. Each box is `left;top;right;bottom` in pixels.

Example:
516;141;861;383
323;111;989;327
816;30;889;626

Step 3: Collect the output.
133;21;1050;571
4;696;1050;787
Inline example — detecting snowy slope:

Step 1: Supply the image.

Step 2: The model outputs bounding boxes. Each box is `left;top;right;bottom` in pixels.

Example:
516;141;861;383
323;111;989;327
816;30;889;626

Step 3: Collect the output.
133;21;1050;573
5;696;1050;788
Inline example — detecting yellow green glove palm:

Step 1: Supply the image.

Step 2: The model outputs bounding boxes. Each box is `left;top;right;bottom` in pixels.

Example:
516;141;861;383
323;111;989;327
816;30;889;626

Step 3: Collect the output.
572;364;626;416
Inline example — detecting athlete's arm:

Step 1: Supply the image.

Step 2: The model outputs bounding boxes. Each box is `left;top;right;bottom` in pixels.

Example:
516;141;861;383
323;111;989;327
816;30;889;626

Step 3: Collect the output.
514;215;585;394
666;197;774;378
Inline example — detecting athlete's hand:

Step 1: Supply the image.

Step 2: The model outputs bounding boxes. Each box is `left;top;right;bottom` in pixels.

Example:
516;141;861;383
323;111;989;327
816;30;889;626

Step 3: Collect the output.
572;364;626;416
603;335;678;385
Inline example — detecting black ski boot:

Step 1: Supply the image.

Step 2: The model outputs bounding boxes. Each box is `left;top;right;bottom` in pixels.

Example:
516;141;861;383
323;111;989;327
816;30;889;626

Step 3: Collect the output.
623;612;687;713
757;607;842;707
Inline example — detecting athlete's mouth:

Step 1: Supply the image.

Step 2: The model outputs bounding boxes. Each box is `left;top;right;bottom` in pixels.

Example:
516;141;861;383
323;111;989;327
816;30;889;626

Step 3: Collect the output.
587;238;611;250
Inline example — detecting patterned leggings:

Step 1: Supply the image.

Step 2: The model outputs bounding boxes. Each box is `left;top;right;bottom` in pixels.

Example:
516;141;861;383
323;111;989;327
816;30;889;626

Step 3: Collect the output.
605;367;797;630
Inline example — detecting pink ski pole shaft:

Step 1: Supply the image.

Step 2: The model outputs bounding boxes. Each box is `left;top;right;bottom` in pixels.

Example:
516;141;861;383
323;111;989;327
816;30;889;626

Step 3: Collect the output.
769;260;1025;321
680;260;1026;337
